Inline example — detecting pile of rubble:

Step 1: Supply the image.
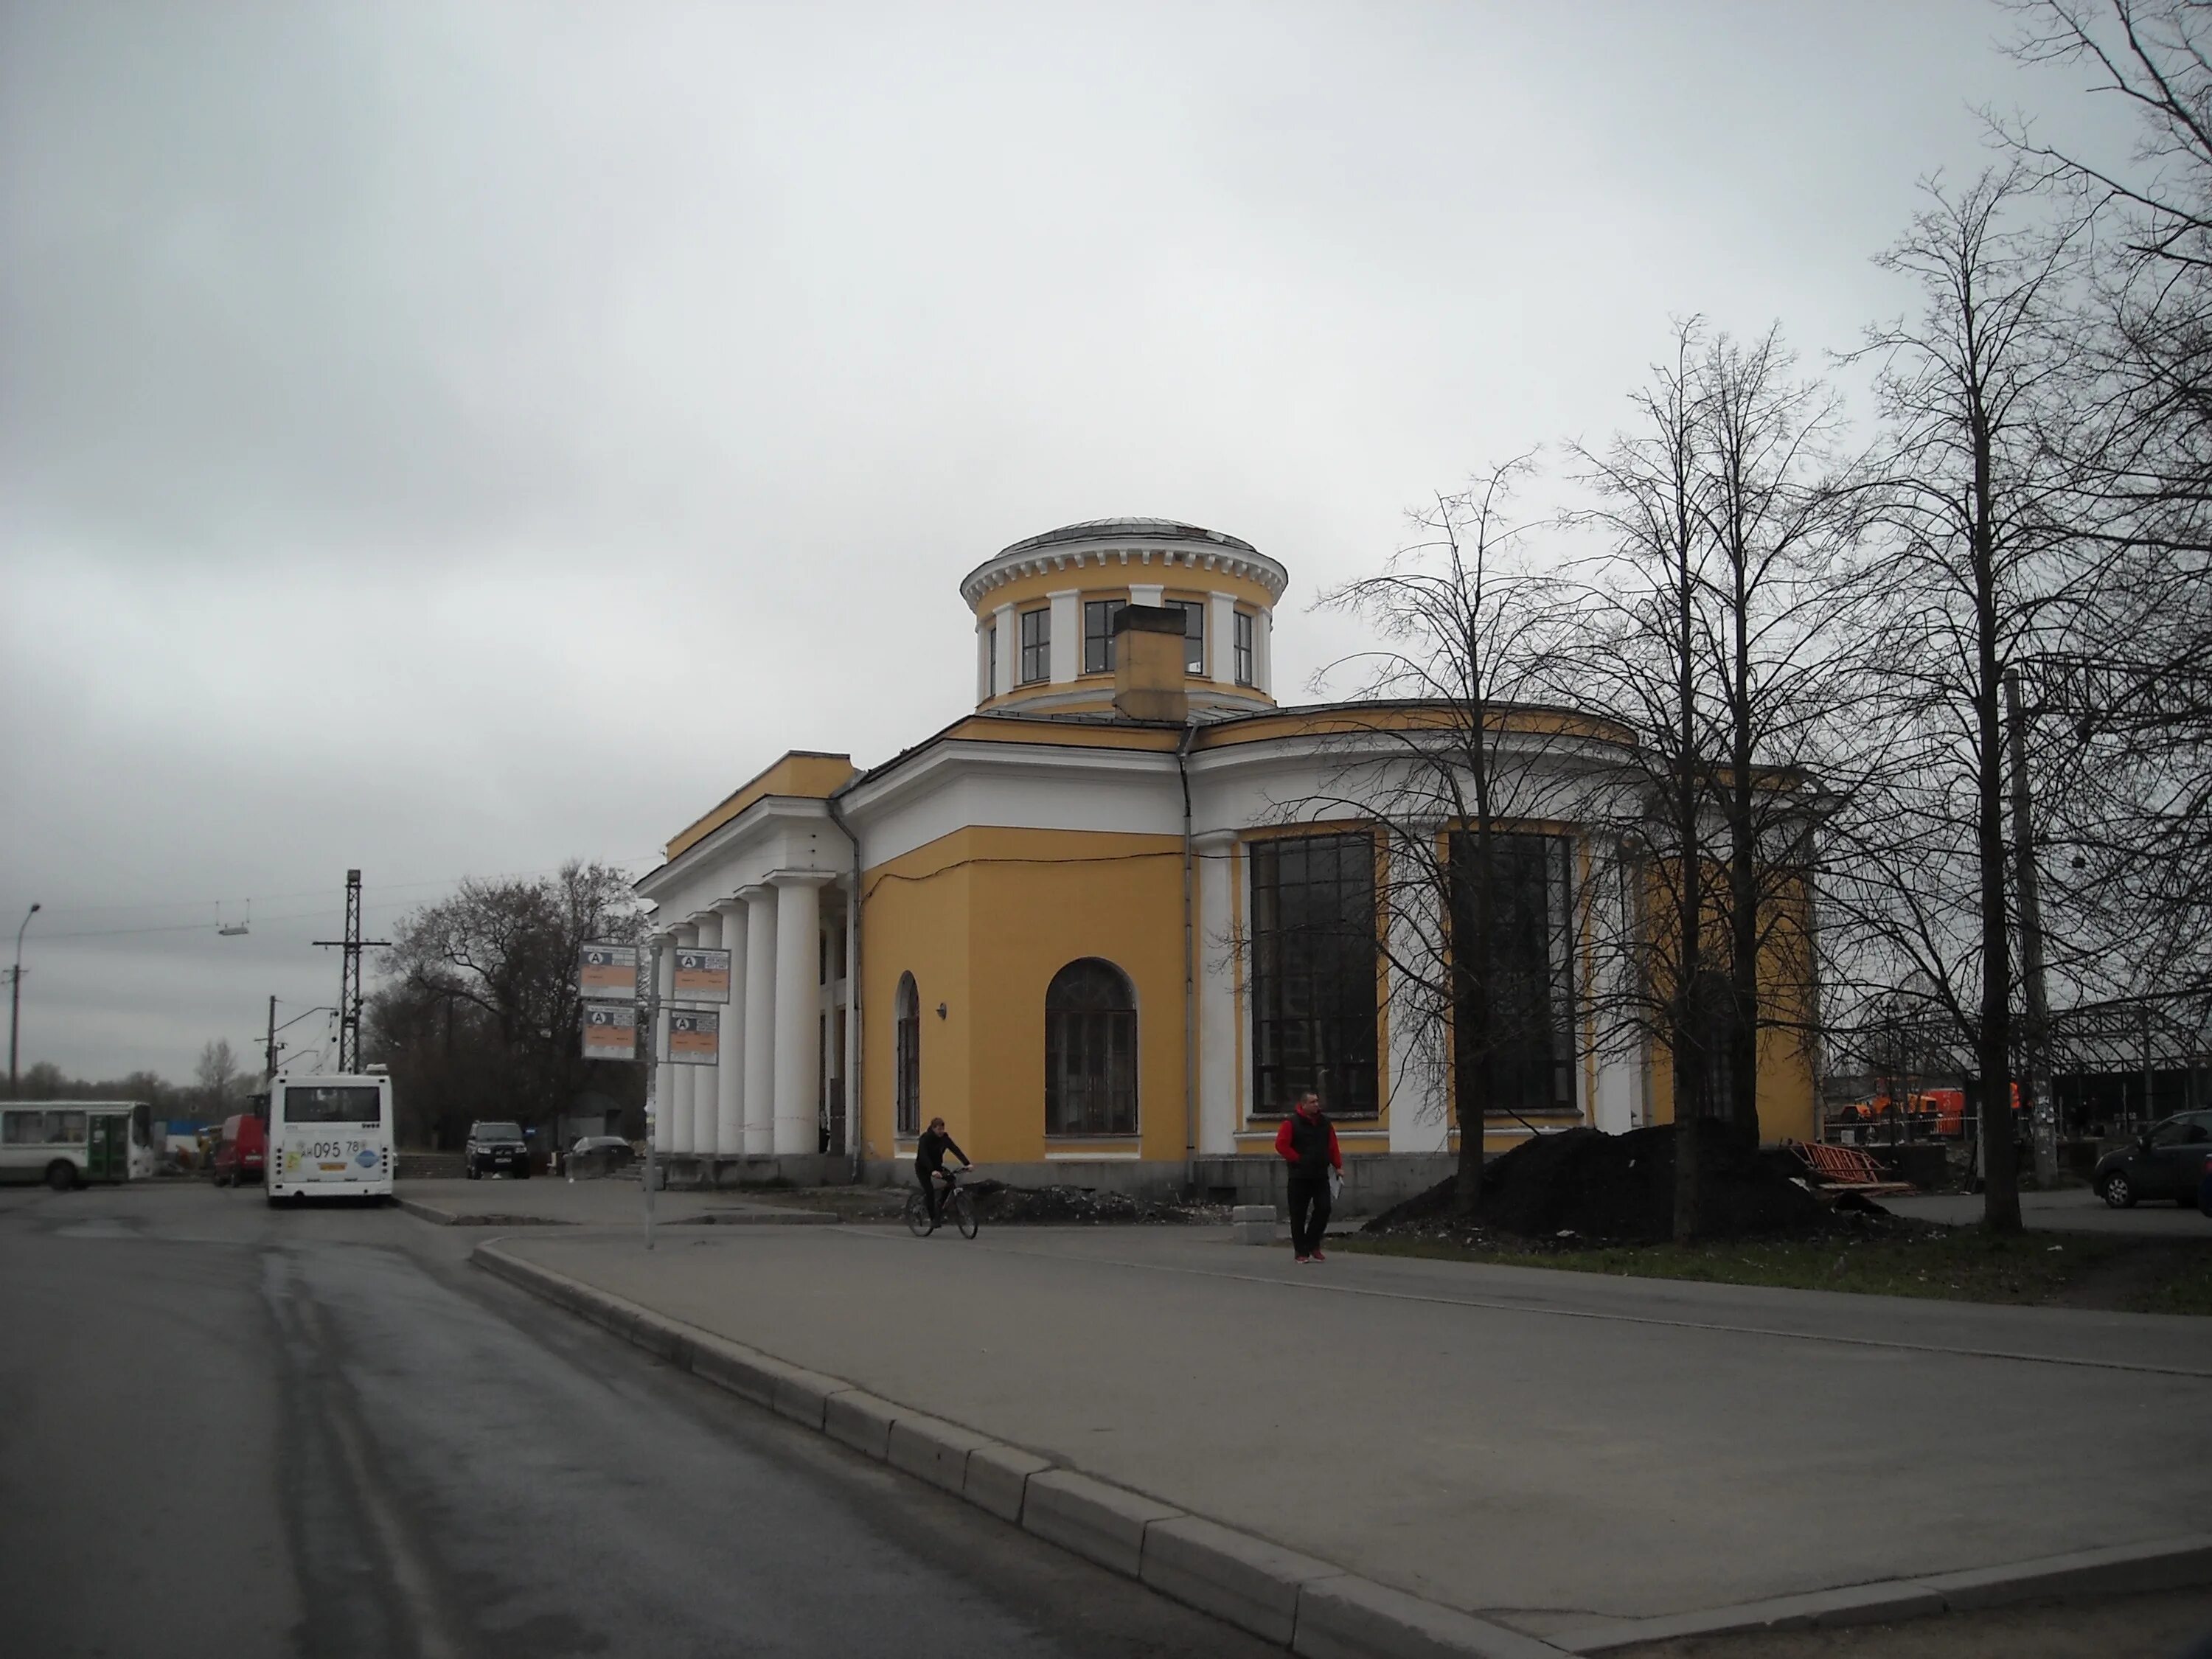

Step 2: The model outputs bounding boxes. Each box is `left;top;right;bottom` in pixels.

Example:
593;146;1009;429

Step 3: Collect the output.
1364;1119;1829;1245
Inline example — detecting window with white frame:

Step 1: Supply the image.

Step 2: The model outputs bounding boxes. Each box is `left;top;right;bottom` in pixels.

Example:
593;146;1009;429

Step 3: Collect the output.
1019;608;1051;684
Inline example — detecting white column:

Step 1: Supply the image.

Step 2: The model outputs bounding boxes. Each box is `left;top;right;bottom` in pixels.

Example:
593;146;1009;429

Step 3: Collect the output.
771;872;830;1156
669;922;698;1155
689;911;721;1158
1048;588;1080;685
992;602;1015;698
1195;832;1239;1155
741;884;777;1155
1253;608;1273;695
976;620;992;703
651;932;676;1155
843;880;861;1158
1207;592;1237;686
714;897;748;1157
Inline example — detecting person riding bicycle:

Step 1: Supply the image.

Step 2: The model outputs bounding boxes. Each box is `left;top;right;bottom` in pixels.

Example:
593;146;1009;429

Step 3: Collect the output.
914;1116;972;1234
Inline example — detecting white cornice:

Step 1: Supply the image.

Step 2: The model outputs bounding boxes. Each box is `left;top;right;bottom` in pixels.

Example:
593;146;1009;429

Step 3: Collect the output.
841;737;1176;824
635;794;841;900
959;540;1290;609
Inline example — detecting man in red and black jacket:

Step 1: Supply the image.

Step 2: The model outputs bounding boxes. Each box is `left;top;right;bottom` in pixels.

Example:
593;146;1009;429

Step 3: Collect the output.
1273;1091;1342;1264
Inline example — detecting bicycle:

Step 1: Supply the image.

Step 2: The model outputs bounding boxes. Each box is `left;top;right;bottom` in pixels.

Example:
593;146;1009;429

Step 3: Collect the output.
905;1166;978;1239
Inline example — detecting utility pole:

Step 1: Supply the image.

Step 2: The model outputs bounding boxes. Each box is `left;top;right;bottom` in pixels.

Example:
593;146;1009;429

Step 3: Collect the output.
313;871;389;1076
9;902;40;1099
265;994;279;1082
2005;669;2056;1183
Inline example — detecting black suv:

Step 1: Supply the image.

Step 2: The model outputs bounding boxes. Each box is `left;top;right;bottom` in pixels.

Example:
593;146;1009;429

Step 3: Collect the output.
465;1120;530;1180
2093;1110;2212;1208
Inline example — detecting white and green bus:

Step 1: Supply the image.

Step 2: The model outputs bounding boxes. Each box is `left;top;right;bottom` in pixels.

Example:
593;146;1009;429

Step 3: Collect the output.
0;1101;155;1190
266;1072;394;1204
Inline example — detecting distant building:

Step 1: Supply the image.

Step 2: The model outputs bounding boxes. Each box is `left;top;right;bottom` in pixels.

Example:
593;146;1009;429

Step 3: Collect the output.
632;518;1817;1197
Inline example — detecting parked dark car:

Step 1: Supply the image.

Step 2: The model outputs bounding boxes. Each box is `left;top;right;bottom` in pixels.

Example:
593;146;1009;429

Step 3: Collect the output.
566;1135;636;1179
2094;1110;2212;1208
465;1120;529;1180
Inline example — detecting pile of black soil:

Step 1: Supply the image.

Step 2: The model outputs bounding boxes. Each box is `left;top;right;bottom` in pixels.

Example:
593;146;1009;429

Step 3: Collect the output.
962;1180;1222;1225
1363;1118;1823;1244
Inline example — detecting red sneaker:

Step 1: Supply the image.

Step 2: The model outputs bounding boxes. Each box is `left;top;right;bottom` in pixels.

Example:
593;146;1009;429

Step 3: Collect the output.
1311;1250;1327;1262
1294;1255;1312;1265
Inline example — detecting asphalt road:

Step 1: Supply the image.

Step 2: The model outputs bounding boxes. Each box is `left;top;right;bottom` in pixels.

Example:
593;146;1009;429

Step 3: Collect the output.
0;1181;1274;1659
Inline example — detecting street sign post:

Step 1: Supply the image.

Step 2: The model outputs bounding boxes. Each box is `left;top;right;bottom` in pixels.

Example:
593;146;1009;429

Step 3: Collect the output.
574;936;659;1250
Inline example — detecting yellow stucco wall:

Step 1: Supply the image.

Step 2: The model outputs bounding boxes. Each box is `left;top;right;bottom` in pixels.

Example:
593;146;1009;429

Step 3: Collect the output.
860;825;1189;1164
1639;869;1820;1144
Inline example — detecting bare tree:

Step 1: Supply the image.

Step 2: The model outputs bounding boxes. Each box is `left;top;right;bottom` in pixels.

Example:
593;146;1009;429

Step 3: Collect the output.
1568;321;1736;1239
194;1037;240;1113
1829;167;2101;1232
1995;0;2212;999
372;861;644;1148
1301;457;1594;1217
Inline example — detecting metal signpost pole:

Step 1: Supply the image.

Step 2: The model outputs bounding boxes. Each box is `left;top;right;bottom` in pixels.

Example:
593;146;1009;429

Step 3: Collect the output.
643;937;660;1251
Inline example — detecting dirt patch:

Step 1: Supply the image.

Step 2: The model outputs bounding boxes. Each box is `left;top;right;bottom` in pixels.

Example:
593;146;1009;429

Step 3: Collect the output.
1366;1119;1823;1245
963;1180;1226;1226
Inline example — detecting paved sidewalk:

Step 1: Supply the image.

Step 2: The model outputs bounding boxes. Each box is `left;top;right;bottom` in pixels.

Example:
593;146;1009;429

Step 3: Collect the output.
478;1222;2212;1646
1885;1186;2211;1237
396;1177;833;1227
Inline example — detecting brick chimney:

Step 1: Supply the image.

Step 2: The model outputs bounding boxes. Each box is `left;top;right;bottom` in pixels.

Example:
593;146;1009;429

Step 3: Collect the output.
1112;605;1189;723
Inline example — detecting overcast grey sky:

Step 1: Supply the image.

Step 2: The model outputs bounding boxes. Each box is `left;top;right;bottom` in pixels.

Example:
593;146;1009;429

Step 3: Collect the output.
0;1;2132;1085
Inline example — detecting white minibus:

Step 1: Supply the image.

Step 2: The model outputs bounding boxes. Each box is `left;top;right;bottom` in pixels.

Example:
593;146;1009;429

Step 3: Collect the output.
0;1101;153;1189
265;1072;394;1204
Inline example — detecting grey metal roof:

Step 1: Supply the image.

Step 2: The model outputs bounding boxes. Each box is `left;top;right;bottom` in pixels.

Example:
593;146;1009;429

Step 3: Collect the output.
995;518;1259;559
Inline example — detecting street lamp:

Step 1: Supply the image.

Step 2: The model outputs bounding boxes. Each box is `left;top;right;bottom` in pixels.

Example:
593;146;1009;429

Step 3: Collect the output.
10;902;41;1099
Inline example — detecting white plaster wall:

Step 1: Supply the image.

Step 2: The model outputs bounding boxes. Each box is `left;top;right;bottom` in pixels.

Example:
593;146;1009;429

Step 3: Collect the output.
1194;832;1239;1155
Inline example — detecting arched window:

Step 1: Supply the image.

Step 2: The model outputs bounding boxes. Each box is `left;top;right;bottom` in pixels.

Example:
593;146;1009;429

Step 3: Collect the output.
894;973;922;1136
1045;959;1138;1136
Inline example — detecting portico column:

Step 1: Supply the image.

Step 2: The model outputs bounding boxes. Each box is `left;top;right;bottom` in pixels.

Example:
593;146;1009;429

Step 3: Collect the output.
771;872;832;1156
714;897;748;1160
669;922;699;1156
651;932;675;1156
688;911;721;1158
741;884;777;1155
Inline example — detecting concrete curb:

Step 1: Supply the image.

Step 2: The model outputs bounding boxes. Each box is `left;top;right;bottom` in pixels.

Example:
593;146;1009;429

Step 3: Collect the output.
397;1197;571;1228
674;1207;841;1226
470;1241;2212;1658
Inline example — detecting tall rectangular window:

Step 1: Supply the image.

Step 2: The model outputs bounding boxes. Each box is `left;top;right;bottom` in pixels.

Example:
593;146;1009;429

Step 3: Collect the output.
986;622;998;697
1169;599;1204;673
1251;832;1380;1117
1448;832;1576;1117
1234;611;1253;686
1019;608;1051;684
1082;599;1124;675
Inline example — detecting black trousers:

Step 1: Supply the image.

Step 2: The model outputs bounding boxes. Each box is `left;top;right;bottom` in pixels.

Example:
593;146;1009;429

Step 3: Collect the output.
1288;1177;1332;1256
917;1166;945;1225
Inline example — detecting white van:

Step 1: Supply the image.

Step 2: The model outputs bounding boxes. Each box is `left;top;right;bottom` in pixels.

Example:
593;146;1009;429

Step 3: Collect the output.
265;1073;394;1203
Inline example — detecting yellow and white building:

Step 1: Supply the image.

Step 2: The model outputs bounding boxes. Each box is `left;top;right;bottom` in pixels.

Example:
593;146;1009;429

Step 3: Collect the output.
633;517;1816;1199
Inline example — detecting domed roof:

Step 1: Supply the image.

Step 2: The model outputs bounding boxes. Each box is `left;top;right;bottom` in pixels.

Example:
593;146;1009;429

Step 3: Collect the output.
996;518;1259;559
